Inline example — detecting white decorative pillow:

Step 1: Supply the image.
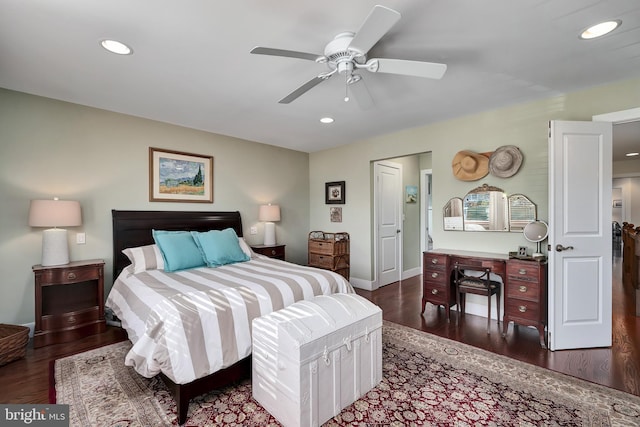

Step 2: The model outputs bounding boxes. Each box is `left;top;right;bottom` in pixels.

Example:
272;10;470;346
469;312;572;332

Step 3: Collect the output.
238;237;255;259
122;244;165;274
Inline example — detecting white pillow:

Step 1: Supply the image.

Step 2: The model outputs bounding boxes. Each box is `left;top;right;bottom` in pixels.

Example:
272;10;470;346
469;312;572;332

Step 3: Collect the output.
238;237;255;259
122;244;165;274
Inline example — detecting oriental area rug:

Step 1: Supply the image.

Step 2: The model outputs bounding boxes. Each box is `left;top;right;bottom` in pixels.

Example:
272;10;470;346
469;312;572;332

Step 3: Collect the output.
53;321;640;426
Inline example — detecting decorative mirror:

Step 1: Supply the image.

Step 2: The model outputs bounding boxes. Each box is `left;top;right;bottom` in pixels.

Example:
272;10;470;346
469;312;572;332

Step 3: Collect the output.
523;220;548;258
462;184;508;231
508;194;537;232
443;184;537;232
442;197;463;230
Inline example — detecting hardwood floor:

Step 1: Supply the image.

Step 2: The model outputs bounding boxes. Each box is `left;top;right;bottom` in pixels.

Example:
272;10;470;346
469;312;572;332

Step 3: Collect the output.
355;251;640;397
0;251;638;406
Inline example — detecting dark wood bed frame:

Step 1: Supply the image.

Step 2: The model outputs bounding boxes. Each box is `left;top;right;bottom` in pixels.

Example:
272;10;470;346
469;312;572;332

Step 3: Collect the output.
111;210;251;425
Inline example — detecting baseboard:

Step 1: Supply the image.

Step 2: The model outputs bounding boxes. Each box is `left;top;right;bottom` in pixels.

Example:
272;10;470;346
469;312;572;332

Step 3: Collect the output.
351;268;420;292
21;322;35;338
402;267;420;281
350;277;376;291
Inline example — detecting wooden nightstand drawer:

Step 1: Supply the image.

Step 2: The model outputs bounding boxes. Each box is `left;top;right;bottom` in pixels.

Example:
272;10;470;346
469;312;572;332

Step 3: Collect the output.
38;265;100;285
41;306;100;331
251;244;285;259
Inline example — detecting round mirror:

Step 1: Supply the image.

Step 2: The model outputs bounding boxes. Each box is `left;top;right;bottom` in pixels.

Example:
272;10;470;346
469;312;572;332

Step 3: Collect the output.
523;220;548;257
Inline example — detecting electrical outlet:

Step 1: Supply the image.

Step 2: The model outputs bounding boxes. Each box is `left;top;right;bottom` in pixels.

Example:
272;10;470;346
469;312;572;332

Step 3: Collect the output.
76;232;86;244
250;226;258;235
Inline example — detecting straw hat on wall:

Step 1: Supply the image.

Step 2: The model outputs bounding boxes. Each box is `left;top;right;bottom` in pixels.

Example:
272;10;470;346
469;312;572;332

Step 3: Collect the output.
451;151;489;181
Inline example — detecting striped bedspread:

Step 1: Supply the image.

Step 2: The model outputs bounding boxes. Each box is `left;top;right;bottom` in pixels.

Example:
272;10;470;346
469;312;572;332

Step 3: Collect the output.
106;256;354;384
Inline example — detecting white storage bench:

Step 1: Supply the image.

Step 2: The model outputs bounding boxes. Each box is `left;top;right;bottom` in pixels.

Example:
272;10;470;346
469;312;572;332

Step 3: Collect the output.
252;293;383;427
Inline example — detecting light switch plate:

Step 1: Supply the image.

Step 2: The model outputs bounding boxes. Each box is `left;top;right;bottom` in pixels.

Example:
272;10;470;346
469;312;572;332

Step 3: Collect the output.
250;226;258;235
76;232;86;244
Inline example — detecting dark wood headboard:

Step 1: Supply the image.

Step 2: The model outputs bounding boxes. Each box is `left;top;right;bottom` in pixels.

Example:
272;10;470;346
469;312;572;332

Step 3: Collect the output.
112;210;243;282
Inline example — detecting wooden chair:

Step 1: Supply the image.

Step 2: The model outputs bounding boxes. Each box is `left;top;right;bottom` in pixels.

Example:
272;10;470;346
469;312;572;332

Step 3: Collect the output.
454;263;502;334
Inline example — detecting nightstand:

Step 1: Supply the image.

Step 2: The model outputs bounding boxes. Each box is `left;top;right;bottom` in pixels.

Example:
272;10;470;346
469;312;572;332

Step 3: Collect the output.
33;259;106;348
251;244;285;260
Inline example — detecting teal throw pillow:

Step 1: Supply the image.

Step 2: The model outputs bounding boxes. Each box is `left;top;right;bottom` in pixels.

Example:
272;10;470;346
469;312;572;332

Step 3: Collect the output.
191;228;250;267
152;230;206;272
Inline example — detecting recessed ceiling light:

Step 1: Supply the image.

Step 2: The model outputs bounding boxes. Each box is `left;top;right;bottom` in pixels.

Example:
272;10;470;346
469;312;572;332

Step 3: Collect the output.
320;117;334;124
100;39;133;55
626;152;639;157
579;20;621;40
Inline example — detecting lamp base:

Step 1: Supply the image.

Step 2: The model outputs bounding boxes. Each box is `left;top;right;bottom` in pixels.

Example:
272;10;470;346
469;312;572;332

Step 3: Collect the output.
263;222;276;246
41;228;70;266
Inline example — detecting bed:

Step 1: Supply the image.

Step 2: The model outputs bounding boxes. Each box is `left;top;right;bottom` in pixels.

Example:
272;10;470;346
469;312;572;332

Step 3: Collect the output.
106;210;354;424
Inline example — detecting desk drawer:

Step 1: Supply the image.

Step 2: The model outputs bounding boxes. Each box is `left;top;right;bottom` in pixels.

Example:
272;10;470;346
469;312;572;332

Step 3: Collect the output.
507;261;541;282
424;269;447;283
506;281;540;301
423;280;449;304
424;254;448;269
505;300;540;322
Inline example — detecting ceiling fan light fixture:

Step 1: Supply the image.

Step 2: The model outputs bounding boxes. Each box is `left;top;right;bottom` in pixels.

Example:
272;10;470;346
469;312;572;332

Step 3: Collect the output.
100;39;133;55
579;20;621;39
320;117;334;124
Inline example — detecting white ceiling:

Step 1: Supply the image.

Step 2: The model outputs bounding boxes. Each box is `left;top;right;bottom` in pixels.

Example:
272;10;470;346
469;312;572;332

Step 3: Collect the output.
1;0;639;159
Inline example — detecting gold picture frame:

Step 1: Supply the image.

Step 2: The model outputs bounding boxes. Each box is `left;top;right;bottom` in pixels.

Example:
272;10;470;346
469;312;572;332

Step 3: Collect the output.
149;147;213;203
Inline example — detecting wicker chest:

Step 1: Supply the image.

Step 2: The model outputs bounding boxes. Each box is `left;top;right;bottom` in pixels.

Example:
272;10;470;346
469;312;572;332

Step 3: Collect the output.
308;231;350;280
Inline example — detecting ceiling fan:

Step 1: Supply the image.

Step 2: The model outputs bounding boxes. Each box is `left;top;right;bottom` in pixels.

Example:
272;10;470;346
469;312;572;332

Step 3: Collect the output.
250;5;447;106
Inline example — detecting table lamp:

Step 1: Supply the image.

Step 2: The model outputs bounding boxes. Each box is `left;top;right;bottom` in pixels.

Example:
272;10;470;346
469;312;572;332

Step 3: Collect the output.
259;204;280;246
29;198;82;266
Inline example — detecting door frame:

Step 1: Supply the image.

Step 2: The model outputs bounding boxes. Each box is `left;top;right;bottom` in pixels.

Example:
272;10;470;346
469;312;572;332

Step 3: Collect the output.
373;160;403;290
593;107;640;239
420;169;433;258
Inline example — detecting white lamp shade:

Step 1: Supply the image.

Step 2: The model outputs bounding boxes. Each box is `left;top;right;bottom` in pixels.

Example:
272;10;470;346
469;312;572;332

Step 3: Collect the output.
29;199;82;227
258;204;280;222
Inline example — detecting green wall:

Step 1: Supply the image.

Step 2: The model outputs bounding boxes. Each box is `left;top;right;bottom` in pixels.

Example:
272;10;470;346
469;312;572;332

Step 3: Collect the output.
310;77;640;288
0;88;310;326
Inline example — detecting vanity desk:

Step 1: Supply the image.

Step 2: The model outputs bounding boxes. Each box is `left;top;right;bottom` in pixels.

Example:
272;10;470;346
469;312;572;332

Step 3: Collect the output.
422;249;547;348
422;249;508;320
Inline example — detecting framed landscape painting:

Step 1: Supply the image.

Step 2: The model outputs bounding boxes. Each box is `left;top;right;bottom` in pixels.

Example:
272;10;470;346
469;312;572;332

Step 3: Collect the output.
149;147;213;203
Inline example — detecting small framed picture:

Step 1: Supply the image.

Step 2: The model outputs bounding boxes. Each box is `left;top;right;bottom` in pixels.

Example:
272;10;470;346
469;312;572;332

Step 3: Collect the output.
325;181;345;204
405;185;418;203
330;207;342;222
518;246;528;257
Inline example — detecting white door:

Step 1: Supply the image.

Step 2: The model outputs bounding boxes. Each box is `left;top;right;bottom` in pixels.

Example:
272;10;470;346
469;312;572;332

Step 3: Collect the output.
374;161;402;287
548;120;612;350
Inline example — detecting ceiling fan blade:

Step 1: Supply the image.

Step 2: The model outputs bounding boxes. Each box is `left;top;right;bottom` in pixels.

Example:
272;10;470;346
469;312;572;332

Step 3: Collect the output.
370;58;447;79
348;5;401;55
349;78;374;110
279;75;330;104
250;47;323;62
